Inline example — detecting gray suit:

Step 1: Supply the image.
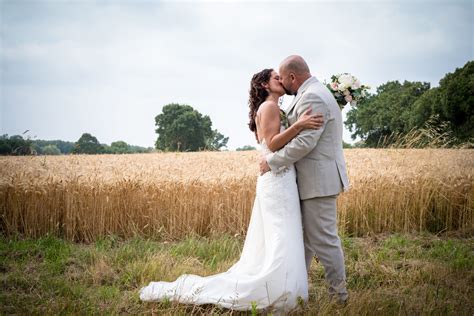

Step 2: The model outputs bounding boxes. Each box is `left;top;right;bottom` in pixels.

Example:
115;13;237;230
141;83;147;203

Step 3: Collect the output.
266;76;349;300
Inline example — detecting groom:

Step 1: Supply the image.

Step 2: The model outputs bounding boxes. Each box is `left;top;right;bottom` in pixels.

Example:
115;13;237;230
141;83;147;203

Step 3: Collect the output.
260;55;350;303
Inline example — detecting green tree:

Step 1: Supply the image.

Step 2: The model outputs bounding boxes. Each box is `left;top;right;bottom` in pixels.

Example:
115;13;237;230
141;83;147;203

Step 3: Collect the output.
128;145;154;153
206;130;229;151
110;140;130;154
42;144;61;155
413;61;474;142
0;134;35;155
33;139;75;154
346;61;473;147
0;134;12;155
72;133;104;154
155;103;228;151
236;145;256;151
409;87;441;128
346;80;430;147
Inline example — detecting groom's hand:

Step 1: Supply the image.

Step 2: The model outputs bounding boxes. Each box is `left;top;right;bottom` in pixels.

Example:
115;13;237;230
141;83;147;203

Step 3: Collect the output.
259;156;271;175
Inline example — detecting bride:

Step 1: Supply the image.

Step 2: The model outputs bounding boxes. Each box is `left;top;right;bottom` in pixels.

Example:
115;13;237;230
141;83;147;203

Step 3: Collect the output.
139;68;323;312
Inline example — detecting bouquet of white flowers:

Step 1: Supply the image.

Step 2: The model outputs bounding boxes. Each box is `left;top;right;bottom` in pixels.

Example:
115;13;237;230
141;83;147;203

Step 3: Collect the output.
326;73;370;110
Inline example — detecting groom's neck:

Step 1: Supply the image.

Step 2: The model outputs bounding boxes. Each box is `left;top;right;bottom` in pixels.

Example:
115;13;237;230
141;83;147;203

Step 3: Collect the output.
294;73;312;92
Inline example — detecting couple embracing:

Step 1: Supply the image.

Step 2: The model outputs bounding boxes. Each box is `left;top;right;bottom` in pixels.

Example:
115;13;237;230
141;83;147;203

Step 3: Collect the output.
140;55;350;312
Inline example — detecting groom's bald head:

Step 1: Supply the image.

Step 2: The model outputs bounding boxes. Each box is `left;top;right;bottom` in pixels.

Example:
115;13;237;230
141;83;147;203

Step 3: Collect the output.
278;55;312;95
280;55;311;76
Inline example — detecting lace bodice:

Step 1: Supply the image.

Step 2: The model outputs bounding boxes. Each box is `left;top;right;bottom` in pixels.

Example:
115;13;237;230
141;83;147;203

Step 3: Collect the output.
258;126;292;176
258;124;286;155
258;140;272;156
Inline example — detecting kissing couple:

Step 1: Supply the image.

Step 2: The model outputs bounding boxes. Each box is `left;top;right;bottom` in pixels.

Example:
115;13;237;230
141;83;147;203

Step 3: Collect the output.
140;55;350;313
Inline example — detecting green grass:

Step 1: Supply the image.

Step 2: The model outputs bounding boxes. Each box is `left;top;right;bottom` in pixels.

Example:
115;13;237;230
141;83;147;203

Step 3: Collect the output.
0;233;472;315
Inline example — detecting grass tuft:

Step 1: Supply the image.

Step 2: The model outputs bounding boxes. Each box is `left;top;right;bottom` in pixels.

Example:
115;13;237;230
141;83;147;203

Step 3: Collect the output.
0;233;472;314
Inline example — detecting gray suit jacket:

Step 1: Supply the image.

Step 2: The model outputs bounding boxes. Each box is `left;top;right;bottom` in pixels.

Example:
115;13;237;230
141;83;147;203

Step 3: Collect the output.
266;76;350;200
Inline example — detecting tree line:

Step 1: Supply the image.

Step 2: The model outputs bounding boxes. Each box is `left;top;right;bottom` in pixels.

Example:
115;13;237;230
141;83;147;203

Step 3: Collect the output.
232;61;473;150
1;103;229;155
346;60;473;147
3;61;471;155
0;133;154;155
154;103;228;152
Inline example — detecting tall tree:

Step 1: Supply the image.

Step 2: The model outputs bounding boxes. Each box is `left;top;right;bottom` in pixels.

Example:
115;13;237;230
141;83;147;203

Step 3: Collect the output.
110;141;130;154
346;61;473;147
72;133;104;154
431;61;473;141
206;130;229;151
0;134;12;155
0;134;35;155
155;103;228;151
346;81;430;147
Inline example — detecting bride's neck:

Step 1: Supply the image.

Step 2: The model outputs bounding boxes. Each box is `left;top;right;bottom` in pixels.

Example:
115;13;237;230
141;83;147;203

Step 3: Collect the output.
266;93;280;103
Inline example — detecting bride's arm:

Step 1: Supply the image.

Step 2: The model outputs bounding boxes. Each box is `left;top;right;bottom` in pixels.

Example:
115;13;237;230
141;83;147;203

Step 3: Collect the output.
257;101;321;152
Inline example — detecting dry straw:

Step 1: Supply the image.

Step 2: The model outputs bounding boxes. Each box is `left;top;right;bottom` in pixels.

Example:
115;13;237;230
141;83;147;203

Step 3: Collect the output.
1;149;472;241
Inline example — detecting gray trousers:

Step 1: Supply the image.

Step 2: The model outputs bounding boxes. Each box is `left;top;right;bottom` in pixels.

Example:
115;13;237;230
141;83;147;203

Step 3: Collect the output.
301;195;348;299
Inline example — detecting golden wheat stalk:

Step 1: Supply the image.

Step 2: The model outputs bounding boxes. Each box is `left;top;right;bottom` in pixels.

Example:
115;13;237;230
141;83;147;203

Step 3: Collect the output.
0;149;472;241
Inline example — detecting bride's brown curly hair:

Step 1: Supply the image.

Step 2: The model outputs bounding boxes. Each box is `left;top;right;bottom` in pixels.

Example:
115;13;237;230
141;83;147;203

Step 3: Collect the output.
248;68;273;142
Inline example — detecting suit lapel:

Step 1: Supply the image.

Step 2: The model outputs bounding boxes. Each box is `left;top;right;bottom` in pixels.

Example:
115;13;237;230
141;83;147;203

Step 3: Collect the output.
285;77;317;115
285;94;303;115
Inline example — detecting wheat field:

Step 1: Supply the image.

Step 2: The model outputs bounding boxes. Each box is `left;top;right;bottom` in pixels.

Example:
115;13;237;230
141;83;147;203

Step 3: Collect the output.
0;149;473;241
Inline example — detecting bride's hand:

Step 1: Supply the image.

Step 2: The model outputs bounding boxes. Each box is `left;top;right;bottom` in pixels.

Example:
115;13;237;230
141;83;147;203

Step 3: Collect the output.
294;108;324;131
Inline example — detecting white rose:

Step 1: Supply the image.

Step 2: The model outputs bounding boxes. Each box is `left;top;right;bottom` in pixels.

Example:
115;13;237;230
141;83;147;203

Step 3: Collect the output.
352;79;361;89
338;74;354;87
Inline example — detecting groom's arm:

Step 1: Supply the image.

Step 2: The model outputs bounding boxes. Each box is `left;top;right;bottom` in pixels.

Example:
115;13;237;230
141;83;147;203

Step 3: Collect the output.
266;92;329;170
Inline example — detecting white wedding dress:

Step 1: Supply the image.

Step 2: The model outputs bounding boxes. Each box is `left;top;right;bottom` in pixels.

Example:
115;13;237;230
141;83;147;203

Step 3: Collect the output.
139;140;308;312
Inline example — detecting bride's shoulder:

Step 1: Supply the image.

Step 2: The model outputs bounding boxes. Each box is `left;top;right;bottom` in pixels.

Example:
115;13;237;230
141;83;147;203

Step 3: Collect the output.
260;100;278;107
257;100;279;114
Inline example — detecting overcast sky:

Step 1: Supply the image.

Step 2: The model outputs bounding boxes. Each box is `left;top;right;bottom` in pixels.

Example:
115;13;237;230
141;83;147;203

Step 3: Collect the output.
1;0;472;149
